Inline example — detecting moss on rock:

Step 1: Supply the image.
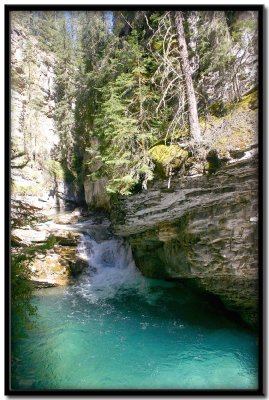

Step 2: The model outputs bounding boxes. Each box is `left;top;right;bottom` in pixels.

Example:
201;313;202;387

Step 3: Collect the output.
215;123;256;155
208;101;232;117
234;90;258;111
148;144;188;177
207;90;257;118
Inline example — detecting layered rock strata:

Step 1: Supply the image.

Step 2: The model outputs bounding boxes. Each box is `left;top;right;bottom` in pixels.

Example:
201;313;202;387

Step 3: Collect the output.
12;211;90;287
111;155;259;326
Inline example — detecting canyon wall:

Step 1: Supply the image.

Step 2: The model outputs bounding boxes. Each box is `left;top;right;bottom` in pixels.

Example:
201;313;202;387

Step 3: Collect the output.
111;153;259;326
11;22;77;212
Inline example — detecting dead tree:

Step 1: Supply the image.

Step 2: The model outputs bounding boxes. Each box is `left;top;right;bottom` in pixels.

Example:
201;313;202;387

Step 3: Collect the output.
174;11;201;142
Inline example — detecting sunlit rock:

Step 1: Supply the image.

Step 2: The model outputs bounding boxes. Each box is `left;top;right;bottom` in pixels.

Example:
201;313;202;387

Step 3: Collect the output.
111;155;258;326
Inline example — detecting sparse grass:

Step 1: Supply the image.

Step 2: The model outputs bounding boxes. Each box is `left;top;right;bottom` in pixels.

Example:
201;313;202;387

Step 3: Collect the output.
201;91;258;157
233;90;258;112
215;124;256;153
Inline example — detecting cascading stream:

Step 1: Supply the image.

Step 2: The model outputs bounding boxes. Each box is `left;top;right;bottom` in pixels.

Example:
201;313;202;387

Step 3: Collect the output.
74;233;146;302
11;217;258;390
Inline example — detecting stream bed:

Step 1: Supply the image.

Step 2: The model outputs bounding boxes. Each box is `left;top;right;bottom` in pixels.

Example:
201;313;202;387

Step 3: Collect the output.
12;222;258;390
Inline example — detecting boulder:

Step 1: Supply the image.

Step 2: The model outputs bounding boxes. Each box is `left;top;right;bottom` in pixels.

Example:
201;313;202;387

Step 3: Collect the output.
148;144;188;177
29;244;89;286
52;230;81;246
53;210;81;225
11;228;50;245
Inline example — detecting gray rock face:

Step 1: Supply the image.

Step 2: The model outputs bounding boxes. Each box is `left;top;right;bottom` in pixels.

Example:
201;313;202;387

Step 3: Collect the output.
11;25;58;159
84;176;110;210
187;10;258;105
11;23;79;212
83;138;110;209
111;155;259;326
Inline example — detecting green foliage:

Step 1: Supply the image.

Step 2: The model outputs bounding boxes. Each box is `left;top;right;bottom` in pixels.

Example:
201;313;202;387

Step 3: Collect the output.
11;10;258;198
231;17;257;43
90;29;159;195
208;101;231;117
45;158;75;186
196;11;233;78
46;160;64;180
11;235;57;339
11;252;37;338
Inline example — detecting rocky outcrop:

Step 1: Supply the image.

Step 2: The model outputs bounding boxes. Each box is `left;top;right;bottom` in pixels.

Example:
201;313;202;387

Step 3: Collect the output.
187;10;258;105
11;24;57;166
12;211;92;287
83;139;110;209
12;223;82;247
111;154;259;326
11;22;79;212
84;176;110;210
29;245;88;287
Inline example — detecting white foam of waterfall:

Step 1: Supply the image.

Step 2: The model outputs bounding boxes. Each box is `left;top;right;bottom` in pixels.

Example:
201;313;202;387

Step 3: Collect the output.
74;233;146;302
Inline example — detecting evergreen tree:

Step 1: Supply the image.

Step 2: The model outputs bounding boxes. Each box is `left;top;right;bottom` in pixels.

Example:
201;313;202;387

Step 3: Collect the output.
11;9;259;198
93;29;157;194
53;13;76;169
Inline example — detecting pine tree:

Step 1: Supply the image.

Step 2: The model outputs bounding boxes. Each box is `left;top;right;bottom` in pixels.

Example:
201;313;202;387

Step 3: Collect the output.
53;13;76;168
10;9;258;198
92;27;161;194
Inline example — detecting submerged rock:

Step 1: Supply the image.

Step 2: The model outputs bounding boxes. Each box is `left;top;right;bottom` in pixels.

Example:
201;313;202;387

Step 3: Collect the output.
111;155;259;327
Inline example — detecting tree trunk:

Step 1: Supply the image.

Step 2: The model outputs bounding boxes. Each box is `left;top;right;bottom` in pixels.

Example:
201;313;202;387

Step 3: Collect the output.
174;11;201;142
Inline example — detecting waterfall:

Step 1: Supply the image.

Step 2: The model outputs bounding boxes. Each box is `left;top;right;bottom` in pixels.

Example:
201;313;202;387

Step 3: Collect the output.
73;232;146;302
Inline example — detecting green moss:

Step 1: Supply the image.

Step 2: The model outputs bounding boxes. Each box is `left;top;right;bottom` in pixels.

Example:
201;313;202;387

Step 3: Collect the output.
208;101;232;117
215;124;255;153
207;90;257;119
234;90;258;112
148;144;188;177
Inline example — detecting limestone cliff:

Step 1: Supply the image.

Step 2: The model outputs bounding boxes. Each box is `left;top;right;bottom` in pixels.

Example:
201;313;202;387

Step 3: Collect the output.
111;152;259;326
11;22;77;212
83;138;110;210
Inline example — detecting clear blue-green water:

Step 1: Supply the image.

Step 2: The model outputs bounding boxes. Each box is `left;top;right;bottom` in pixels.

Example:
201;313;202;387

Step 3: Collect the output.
12;232;258;390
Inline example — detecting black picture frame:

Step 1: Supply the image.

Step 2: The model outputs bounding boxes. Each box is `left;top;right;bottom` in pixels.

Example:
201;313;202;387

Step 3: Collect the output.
5;3;265;396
